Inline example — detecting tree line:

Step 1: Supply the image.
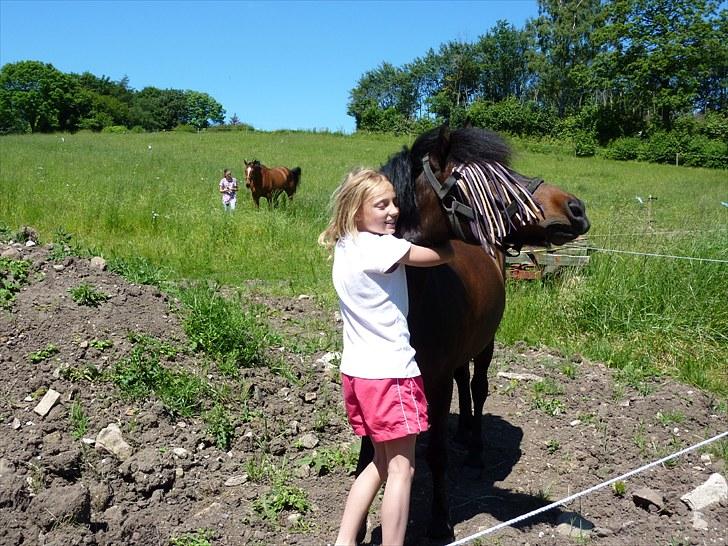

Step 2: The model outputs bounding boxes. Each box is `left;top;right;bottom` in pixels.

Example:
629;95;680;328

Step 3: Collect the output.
0;60;228;134
348;0;727;168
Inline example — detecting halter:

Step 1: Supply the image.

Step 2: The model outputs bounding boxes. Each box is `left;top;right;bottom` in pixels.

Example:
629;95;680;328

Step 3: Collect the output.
421;154;544;255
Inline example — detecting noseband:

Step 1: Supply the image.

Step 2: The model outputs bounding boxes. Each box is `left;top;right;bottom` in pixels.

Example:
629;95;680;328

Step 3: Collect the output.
421;154;543;254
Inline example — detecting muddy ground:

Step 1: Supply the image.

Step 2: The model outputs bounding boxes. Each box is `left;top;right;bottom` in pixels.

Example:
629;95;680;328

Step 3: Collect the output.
0;240;726;546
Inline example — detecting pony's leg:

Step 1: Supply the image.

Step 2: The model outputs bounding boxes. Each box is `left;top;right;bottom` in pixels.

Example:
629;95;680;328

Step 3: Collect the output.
354;436;375;543
453;363;472;445
252;194;260;208
425;377;455;539
466;342;493;468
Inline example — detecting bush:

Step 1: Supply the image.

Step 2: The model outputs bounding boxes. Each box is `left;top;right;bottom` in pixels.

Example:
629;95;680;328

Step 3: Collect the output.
101;125;129;134
572;131;597;157
681;135;728;169
173;123;197;133
466;97;557;137
637;132;682;164
604;137;641;161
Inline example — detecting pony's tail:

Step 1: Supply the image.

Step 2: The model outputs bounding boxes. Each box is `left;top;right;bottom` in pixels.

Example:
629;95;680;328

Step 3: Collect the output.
291;167;302;192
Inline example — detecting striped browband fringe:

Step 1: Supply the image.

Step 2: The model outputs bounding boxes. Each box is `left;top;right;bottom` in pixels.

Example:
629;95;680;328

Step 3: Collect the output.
452;161;543;255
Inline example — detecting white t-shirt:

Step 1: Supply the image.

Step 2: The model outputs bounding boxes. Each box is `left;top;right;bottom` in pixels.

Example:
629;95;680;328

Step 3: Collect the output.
333;232;420;379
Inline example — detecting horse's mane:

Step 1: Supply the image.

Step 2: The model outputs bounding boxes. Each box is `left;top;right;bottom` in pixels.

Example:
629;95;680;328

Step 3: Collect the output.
380;126;512;235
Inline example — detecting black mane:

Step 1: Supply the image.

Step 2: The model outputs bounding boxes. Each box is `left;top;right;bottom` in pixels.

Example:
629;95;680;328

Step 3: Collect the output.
380;126;512;236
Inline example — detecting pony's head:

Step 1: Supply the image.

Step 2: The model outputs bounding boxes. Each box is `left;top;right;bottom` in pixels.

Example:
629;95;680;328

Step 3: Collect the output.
381;125;589;251
243;159;261;188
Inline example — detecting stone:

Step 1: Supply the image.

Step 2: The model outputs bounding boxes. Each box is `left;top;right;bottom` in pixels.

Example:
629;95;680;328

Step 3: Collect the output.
691;511;709;530
90;256;107;270
224;474;249;487
633;487;664;512
299;432;319;449
497;371;544;381
33;389;61;417
1;247;22;259
95;423;133;460
681;473;728;511
172;447;189;459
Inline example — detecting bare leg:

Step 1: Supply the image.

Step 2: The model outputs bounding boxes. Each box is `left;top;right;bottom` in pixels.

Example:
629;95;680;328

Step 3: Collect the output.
380;435;417;546
335;441;387;546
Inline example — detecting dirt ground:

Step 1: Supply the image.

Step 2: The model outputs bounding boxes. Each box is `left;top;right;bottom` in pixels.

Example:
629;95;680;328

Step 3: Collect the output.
1;240;726;546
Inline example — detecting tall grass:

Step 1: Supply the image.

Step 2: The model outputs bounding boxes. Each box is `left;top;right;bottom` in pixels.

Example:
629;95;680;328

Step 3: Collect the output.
1;131;726;394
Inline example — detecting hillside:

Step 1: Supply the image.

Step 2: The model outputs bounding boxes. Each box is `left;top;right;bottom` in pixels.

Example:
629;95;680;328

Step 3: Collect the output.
1;238;726;546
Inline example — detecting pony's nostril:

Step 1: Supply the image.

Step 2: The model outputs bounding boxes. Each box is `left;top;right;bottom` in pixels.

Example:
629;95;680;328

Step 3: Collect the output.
568;200;584;219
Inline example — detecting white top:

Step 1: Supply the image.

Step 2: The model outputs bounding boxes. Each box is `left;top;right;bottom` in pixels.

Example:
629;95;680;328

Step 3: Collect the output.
333;232;420;379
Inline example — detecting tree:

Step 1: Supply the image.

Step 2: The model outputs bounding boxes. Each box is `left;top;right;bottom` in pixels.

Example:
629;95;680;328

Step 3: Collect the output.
594;0;726;129
0;60;86;132
474;20;533;102
184;91;225;130
347;62;417;129
527;0;603;115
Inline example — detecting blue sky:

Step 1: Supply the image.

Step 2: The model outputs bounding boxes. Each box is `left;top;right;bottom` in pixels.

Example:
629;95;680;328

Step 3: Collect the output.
0;0;539;132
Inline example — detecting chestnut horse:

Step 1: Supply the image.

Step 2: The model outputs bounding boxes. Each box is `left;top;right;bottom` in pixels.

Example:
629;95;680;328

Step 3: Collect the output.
243;159;301;207
354;125;590;539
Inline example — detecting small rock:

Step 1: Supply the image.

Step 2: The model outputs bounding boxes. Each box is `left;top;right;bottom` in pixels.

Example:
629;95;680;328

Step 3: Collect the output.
497;371;543;381
52;264;65;272
11;417;21;430
95;423;133;460
700;454;712;464
90;256;107;270
299;432;319;449
297;294;311;300
224;474;249;487
304;392;317;403
33;389;61;417
24;240;36;247
79;340;89;349
691;511;709;530
172;447;189;459
287;512;302;526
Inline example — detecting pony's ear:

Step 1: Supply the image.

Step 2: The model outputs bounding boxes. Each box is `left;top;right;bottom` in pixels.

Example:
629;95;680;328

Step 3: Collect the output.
429;123;451;173
244;159;249;166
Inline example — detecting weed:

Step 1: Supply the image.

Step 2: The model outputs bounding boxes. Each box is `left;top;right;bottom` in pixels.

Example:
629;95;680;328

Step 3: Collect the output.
656;410;685;426
577;412;596;425
61;364;102;382
244;455;277;483
28;344;59;363
545;439;561;454
531;396;566;416
611;480;627;497
205;403;235;450
108;254;170;288
706;439;728;466
69;401;89;439
300;443;359;476
633;422;647;456
89;339;113;350
0;257;31;308
532;378;565;396
26;462;45;494
68;283;110;307
169;528;213;546
252;475;310;522
499;379;518;397
561;363;577;379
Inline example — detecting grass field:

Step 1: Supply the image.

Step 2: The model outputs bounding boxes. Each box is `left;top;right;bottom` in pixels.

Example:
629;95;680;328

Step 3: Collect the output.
1;130;726;396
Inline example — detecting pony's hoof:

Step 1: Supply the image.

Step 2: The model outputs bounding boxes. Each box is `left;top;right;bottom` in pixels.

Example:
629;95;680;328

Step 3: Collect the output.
427;520;455;540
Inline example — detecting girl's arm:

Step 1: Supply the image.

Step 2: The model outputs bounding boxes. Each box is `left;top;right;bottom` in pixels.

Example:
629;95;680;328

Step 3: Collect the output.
400;241;453;267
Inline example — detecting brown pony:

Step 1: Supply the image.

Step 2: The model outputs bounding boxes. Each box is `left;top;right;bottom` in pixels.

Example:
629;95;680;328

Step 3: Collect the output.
354;125;590;540
243;159;301;207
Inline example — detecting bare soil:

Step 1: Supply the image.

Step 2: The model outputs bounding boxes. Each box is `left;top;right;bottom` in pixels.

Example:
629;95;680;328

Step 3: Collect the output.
1;241;726;546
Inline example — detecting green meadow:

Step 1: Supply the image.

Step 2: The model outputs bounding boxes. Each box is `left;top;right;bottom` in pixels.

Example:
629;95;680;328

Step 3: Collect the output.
1;130;726;395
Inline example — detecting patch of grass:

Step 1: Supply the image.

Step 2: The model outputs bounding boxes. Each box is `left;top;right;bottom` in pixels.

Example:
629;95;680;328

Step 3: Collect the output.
69;401;89;439
560;363;577;379
68;283;110;307
177;283;280;372
108;254;171;288
0;257;31;308
28;343;59;363
531;396;566;416
169;528;213;546
112;335;208;417
532;378;565;396
706;439;728;467
656;410;685;426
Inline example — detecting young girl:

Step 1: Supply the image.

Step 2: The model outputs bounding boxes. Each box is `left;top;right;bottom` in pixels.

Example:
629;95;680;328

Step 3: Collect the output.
218;168;238;211
319;168;453;546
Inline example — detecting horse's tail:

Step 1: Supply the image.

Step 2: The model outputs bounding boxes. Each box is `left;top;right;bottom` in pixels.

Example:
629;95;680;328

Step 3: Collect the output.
290;167;302;193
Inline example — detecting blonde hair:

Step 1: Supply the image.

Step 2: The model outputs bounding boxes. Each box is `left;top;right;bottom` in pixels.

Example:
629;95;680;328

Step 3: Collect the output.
318;168;393;251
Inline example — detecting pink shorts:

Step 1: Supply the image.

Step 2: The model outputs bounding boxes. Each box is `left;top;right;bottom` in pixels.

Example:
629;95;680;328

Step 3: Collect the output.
341;374;429;443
